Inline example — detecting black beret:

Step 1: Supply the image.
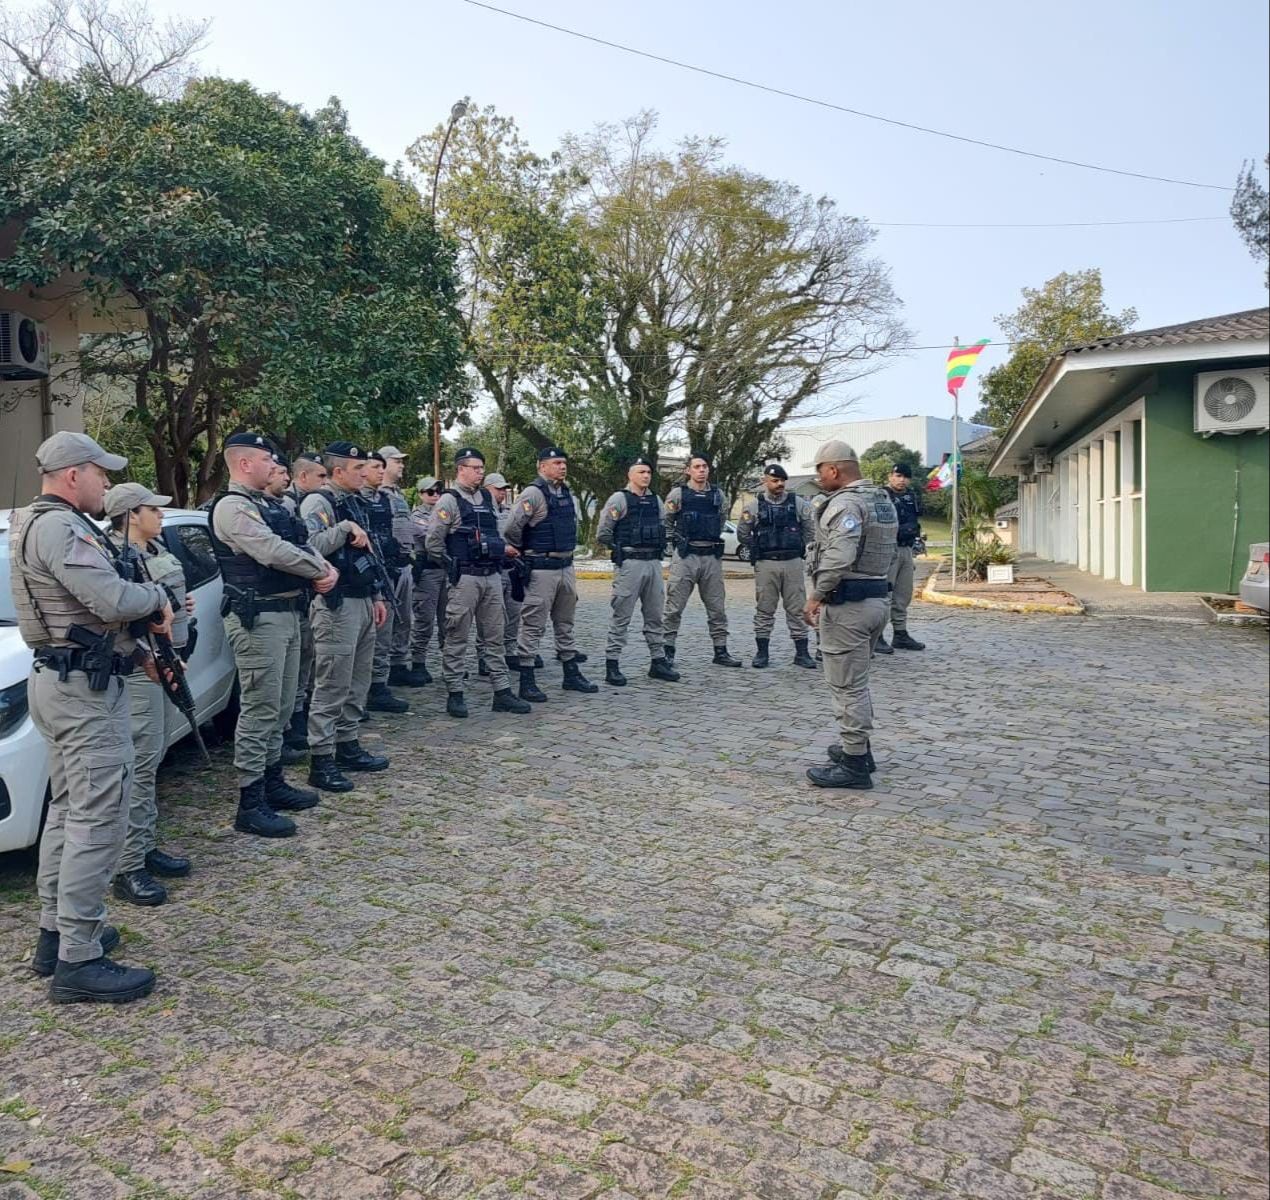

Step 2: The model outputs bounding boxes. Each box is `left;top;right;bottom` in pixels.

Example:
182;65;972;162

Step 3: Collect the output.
294;451;322;466
629;455;653;468
368;451;387;466
453;446;485;464
322;441;370;460
688;451;712;467
224;432;273;451
272;452;292;470
538;445;568;461
763;464;788;480
891;462;913;478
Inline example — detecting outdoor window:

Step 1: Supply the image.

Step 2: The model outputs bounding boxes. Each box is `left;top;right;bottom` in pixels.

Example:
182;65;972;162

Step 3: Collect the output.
167;524;220;588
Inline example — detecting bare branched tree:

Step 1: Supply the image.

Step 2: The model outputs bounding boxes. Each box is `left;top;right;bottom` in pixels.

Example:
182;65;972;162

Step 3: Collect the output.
0;0;209;96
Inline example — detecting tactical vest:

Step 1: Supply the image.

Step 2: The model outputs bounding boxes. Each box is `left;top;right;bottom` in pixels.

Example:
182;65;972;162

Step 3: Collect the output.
107;532;191;648
612;490;665;553
321;488;378;597
208;491;309;598
678;485;723;544
9;499;129;647
888;487;921;547
524;478;578;556
753;494;805;560
831;485;899;579
444;488;506;572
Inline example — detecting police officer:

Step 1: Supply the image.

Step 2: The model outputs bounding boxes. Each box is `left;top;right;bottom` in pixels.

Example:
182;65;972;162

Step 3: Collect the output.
481;472;523;676
877;462;926;654
10;432;172;1003
377;446;425;688
738;464;818;669
503;446;597;700
282;452;329;752
408;475;446;684
802;440;897;790
103;483;194;906
300;442;391;790
210;434;337;832
663;453;741;667
595;456;680;686
362;452;410;714
424;447;531;718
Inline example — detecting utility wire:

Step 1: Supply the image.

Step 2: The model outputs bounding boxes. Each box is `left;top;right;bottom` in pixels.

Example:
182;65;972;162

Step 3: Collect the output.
463;0;1234;193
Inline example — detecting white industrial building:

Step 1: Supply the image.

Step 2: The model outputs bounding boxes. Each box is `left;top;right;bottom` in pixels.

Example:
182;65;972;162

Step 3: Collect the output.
781;415;990;475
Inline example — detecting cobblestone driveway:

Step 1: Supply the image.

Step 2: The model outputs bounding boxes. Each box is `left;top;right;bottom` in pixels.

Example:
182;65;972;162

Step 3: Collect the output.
2;580;1267;1200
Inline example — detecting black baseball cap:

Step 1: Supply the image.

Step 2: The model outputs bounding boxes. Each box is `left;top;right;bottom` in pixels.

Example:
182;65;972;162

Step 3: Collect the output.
891;462;913;478
322;441;371;460
453;446;485;464
763;464;788;480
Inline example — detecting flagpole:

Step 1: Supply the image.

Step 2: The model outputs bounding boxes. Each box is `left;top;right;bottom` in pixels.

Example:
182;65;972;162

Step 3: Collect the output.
950;338;960;590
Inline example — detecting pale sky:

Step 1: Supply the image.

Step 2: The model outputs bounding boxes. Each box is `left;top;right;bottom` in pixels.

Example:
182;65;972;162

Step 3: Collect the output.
143;0;1269;423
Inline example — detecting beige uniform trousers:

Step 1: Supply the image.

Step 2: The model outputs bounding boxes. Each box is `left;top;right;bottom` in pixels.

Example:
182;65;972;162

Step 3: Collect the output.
888;545;915;632
664;552;729;647
819;596;888;755
308;596;375;754
606;557;666;659
293;612;314;716
119;673;165;872
372;566;413;683
226;609;302;786
411;567;447;663
753;557;809;640
442;573;509;692
516;564;578;662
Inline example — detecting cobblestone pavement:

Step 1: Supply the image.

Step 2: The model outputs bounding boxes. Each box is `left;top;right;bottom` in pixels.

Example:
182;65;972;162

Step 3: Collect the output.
2;580;1267;1200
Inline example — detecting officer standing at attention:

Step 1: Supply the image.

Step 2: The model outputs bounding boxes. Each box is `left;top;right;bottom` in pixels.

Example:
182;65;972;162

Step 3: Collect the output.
362;452;410;715
425;447;531;718
282;452;330;752
378;446;425;688
210;434;337;832
480;472;523;676
877;462;926;654
802;440;897;790
10;432;173;1003
300;443;391;790
408;475;446;684
662;453;741;668
595;456;681;687
103;483;194;907
737;464;818;669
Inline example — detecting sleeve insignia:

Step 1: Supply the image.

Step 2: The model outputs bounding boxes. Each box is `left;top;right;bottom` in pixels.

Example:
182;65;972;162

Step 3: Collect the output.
841;515;861;532
609;506;620;518
438;509;451;521
522;501;534;513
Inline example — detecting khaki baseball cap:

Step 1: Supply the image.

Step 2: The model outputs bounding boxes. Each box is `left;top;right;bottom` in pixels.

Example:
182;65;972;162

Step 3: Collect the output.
378;445;406;460
484;472;509;488
36;431;128;474
415;475;440;491
103;481;172;518
813;439;859;467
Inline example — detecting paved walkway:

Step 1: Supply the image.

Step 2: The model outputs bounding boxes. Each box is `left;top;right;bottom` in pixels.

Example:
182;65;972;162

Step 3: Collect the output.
1;581;1267;1200
1020;560;1212;622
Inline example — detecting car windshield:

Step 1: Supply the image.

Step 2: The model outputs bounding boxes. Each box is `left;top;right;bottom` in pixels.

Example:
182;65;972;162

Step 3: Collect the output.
0;532;15;624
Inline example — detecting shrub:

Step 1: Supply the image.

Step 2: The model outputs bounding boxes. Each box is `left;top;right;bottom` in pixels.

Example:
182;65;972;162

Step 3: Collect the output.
956;534;1017;581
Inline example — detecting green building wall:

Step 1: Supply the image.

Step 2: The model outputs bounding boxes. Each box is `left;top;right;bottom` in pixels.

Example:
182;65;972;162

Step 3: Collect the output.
1145;362;1270;593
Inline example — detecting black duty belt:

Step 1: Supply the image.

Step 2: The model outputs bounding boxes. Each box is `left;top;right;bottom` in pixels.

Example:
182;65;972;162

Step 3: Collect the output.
825;577;890;604
683;543;724;557
619;548;662;560
755;550;804;562
457;563;502;577
254;595;307;613
526;555;573;570
34;646;134;678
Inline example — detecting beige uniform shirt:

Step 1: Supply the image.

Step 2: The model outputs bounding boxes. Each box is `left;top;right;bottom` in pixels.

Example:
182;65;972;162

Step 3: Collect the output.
594;489;666;549
425;483;493;560
809;481;887;600
502;481;573;550
299;486;360;559
737;491;816;551
212;483;327;597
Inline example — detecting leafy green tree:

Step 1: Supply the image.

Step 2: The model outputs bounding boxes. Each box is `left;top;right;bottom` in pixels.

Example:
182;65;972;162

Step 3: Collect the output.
971;269;1135;434
859;440;923;485
1231;155;1269;286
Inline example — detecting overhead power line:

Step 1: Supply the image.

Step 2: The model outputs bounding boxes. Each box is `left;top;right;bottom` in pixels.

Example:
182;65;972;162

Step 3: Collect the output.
463;0;1234;193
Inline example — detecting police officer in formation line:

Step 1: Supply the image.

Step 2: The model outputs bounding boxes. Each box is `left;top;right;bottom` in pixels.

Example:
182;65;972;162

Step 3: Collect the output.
737;464;819;670
10;432;176;1003
361;450;410;714
478;472;523;678
299;442;391;790
377;446;427;688
209;434;335;833
424;447;532;719
408;475;447;684
281;452;329;756
663;453;742;668
803;439;898;791
104;482;194;907
877;462;927;654
503;447;598;701
595;455;681;687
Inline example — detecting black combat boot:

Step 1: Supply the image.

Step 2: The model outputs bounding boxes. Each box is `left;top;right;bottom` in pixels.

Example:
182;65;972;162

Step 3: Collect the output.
519;667;548;703
806;754;873;790
752;638;771;668
712;644;742;668
663;643;676;666
112;869;167;907
233;780;296;838
492;688;532;714
505;654;521;672
873;637;894;656
283;706;309;750
32;926;120;978
336;740;389;772
264;762;319;811
559;650;588;664
366;682;409;713
605;659;627;687
793;639;817;669
413;661;434;685
308;754;355;793
446;691;468;719
891;630;925;651
562;659;598;693
648;657;681;683
279;743;307;767
145;848;191;877
478;656;490;677
49;956;156;1005
533;654;545;669
829;742;876;772
389;663;426;688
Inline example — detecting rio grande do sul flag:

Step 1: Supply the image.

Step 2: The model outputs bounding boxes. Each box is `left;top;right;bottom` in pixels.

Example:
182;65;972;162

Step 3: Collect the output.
946;338;991;399
926;451;960;491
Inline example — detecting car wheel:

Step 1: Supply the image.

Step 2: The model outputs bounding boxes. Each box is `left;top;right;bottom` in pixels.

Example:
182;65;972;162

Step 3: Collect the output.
736;544;750;563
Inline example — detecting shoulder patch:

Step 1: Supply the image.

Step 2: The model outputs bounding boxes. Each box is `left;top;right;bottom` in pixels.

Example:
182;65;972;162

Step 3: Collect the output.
609;506;621;518
522;501;534;513
841;514;861;533
438;509;451;521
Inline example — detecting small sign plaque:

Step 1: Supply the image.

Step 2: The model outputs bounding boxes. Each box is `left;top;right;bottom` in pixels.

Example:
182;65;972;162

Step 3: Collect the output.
986;564;1016;585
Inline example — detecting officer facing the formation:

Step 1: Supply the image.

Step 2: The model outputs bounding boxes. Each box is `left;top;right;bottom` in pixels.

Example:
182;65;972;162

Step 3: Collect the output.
663;453;741;667
595;456;680;687
737;464;818;669
103;483;194;908
408;475;446;684
282;452;330;754
361;452;410;714
480;472;524;677
503;447;597;700
802;440;898;791
300;443;390;790
210;434;337;832
10;432;174;1003
878;462;926;654
424;448;531;718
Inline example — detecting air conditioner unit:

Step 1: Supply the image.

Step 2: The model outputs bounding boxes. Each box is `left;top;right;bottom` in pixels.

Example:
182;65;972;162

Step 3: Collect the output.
1194;369;1270;436
1032;451;1053;475
0;311;50;379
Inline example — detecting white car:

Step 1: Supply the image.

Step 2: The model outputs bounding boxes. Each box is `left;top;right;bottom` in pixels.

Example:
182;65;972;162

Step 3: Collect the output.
722;521;750;562
0;508;238;854
1240;542;1269;613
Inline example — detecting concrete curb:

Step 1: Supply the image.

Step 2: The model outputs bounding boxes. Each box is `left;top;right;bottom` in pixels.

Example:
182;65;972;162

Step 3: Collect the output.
922;570;1086;616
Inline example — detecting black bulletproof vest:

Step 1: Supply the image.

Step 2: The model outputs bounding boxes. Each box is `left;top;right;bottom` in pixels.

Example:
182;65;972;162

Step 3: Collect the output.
524;478;578;554
613;490;664;551
679;485;723;542
208;492;308;597
888;487;921;546
753;493;805;558
321;488;378;597
445;488;506;567
364;489;394;543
